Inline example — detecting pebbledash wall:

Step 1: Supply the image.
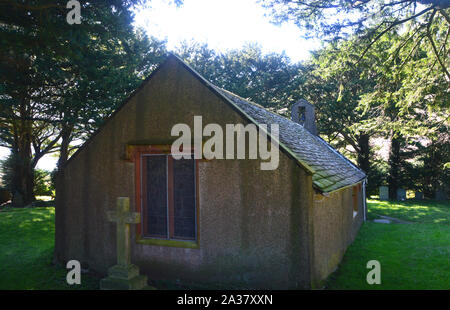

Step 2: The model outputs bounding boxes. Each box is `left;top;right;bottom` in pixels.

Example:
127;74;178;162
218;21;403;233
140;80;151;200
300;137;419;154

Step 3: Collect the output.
312;186;364;286
55;56;363;289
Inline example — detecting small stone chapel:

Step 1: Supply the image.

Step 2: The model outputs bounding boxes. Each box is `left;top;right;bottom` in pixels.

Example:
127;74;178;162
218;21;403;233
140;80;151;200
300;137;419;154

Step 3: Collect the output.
55;54;367;289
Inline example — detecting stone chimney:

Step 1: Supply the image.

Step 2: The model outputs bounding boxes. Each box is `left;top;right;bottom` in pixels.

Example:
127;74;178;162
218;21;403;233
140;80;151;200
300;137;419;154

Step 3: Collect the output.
291;99;317;135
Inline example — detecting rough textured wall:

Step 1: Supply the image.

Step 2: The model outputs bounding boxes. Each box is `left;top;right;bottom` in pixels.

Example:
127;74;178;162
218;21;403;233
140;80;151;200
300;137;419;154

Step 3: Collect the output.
311;185;364;287
55;56;315;289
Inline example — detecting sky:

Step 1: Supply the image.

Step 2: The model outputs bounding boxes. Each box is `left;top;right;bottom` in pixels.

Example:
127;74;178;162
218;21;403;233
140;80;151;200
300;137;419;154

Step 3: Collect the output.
1;0;320;172
133;0;321;63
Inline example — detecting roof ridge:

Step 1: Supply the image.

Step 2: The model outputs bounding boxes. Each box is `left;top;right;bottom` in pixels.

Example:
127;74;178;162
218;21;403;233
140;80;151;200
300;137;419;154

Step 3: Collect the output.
215;86;303;129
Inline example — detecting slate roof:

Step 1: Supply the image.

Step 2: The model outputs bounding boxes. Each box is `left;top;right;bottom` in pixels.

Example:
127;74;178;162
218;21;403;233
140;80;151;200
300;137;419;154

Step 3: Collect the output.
170;54;366;193
212;87;366;193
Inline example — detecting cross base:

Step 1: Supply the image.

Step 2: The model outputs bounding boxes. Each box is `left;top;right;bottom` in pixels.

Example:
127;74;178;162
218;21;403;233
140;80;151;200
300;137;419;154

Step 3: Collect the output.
100;264;155;290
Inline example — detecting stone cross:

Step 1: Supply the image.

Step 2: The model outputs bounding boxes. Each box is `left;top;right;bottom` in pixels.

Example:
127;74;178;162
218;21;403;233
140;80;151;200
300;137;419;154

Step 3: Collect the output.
101;197;150;289
106;197;140;266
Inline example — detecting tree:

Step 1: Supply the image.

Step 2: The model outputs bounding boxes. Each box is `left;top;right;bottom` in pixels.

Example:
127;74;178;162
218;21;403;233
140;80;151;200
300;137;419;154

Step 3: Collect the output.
53;28;166;171
299;34;390;193
418;130;450;198
298;18;449;196
356;17;449;197
0;1;166;206
177;42;307;110
33;169;53;197
261;0;450;103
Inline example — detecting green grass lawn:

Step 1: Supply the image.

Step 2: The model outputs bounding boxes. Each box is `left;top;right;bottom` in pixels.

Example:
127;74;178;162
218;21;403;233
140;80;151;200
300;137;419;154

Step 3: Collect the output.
0;200;449;289
0;207;99;290
366;199;450;225
326;199;450;290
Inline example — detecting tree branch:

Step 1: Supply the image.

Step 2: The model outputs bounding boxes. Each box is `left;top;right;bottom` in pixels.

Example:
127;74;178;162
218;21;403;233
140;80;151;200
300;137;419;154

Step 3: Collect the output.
0;0;65;11
31;132;62;168
426;9;450;80
438;8;450;24
357;6;435;64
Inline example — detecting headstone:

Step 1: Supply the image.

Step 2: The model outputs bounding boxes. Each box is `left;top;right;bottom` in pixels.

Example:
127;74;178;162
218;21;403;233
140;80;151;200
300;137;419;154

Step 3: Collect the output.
373;219;391;224
414;191;423;200
435;190;447;201
379;186;388;201
396;188;406;201
100;197;150;290
11;191;24;208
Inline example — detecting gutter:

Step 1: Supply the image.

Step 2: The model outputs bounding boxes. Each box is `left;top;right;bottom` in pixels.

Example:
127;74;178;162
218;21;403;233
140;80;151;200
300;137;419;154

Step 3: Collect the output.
363;179;367;222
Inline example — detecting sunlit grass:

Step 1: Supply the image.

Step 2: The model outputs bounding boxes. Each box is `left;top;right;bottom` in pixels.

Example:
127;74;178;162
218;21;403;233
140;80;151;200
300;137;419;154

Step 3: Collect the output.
35;195;53;201
367;199;450;224
0;207;99;290
1;200;449;290
326;199;450;290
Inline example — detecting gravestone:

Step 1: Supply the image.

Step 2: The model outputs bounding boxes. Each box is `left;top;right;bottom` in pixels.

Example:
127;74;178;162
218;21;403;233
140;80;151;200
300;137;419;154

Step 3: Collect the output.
379;186;389;201
414;191;423;200
373;219;391;224
100;197;150;290
435;190;447;201
396;188;406;201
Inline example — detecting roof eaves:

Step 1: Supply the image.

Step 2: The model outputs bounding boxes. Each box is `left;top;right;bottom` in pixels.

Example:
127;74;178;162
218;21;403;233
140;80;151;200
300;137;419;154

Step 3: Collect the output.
319;176;367;194
314;135;366;178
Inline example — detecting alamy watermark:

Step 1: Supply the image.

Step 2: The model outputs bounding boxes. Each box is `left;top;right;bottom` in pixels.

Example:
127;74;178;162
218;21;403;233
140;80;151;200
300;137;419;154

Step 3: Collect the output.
66;0;81;25
171;116;280;170
66;259;81;285
366;260;381;285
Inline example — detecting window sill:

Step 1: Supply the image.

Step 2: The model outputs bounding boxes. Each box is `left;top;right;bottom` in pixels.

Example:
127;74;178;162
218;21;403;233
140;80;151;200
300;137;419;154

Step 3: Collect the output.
136;236;199;249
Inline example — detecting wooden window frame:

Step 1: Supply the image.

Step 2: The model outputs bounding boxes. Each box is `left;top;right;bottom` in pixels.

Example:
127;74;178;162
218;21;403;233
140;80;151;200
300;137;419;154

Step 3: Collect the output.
131;145;200;249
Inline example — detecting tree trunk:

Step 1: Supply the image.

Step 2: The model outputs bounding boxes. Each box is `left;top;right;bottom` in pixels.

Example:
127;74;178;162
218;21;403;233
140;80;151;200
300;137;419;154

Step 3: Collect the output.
10;125;35;207
57;123;73;172
357;134;371;197
357;134;370;174
58;132;70;171
388;133;401;200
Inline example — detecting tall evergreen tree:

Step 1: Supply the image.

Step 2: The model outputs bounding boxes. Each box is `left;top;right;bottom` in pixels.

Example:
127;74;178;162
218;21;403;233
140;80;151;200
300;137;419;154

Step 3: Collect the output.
262;0;450;105
177;42;306;111
0;1;166;206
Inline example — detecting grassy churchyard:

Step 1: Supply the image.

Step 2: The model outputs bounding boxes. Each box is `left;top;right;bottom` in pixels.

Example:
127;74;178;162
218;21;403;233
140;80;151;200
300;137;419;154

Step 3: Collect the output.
0;207;99;290
325;199;450;289
0;199;448;290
